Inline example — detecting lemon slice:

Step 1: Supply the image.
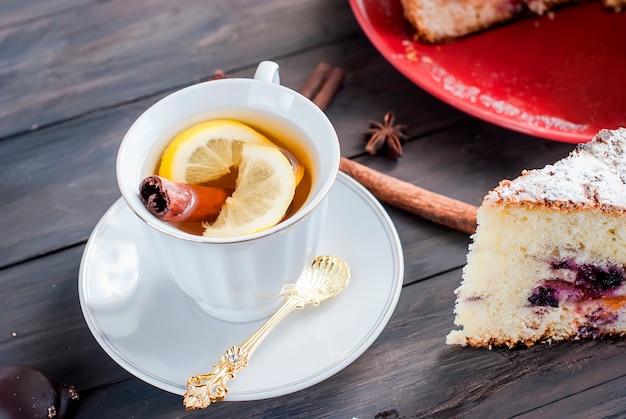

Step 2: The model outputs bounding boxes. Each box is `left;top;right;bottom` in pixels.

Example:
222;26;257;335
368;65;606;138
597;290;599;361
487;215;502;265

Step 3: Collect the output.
203;143;296;237
158;119;273;184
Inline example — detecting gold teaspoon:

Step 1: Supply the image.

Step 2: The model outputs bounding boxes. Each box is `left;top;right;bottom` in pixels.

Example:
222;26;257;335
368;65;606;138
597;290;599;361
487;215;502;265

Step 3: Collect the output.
183;255;350;409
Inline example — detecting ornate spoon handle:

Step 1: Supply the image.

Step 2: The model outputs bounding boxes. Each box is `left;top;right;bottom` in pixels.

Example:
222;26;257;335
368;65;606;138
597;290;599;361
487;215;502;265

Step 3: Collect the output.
183;255;350;410
183;292;305;409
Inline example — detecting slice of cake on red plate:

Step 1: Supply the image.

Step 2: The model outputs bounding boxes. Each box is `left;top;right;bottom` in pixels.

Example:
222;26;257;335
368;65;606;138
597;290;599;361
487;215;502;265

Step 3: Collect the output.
604;0;626;10
446;128;626;348
401;0;625;43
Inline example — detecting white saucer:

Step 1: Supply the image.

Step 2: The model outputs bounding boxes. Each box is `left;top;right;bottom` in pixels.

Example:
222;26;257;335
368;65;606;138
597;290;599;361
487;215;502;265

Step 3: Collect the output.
78;172;404;400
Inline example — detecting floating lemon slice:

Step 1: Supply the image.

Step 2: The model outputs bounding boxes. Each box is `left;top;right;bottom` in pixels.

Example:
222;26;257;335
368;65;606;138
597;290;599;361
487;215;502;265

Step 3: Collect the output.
158;119;274;184
203;143;296;237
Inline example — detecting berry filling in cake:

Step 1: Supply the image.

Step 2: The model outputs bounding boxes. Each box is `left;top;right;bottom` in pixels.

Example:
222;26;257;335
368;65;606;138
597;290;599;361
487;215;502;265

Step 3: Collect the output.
527;258;626;337
529;259;625;306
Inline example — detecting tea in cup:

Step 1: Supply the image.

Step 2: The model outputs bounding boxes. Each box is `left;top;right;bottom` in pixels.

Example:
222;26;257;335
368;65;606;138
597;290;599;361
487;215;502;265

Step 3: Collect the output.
116;61;340;322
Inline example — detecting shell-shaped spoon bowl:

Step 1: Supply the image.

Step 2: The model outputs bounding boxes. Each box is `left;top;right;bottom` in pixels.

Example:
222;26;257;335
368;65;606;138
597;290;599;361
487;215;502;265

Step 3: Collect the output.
282;255;350;305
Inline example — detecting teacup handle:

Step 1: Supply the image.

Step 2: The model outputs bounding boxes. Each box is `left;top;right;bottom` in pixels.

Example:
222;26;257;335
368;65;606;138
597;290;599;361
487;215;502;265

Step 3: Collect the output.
253;61;280;85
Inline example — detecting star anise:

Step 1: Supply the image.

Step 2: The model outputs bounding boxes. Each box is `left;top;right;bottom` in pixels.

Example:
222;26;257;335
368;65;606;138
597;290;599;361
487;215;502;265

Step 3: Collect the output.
363;111;406;158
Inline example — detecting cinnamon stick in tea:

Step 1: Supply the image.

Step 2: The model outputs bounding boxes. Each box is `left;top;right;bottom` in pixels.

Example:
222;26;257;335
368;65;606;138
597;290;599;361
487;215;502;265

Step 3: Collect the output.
339;157;478;234
139;176;232;223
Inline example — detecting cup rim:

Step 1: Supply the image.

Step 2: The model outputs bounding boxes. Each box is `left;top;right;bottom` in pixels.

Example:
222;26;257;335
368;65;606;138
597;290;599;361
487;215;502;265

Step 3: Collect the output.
116;77;340;244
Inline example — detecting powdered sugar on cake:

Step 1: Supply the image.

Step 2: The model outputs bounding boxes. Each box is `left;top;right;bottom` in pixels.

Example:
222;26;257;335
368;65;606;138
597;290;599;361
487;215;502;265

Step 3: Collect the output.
485;129;626;212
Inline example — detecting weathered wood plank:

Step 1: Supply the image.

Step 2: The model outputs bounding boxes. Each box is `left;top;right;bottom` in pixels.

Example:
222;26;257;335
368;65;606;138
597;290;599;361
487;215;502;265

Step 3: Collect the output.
0;0;98;28
517;376;626;418
0;0;359;139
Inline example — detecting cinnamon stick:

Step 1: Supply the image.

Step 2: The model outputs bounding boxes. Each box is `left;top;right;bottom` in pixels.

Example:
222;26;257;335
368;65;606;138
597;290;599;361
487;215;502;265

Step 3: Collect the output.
300;62;332;99
300;62;344;111
139;176;232;222
339;157;478;234
313;67;345;110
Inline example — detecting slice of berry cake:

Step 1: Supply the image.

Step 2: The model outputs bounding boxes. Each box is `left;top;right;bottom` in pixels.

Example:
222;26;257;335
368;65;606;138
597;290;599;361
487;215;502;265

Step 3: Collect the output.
401;0;624;43
447;128;626;348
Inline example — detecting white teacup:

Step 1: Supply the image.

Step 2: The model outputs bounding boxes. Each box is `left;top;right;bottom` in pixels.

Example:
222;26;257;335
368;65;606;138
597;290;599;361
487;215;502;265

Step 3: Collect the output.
116;61;340;322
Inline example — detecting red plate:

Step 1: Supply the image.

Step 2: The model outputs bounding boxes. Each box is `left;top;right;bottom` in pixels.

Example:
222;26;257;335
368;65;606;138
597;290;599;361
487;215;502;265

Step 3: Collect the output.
350;0;626;143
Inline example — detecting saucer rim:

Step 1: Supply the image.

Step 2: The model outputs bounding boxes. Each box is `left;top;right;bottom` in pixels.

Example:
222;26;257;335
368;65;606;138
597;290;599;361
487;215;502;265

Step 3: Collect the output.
78;171;404;400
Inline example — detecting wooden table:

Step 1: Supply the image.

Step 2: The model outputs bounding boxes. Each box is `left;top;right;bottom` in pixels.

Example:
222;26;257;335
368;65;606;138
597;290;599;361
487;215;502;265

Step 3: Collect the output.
2;1;625;417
